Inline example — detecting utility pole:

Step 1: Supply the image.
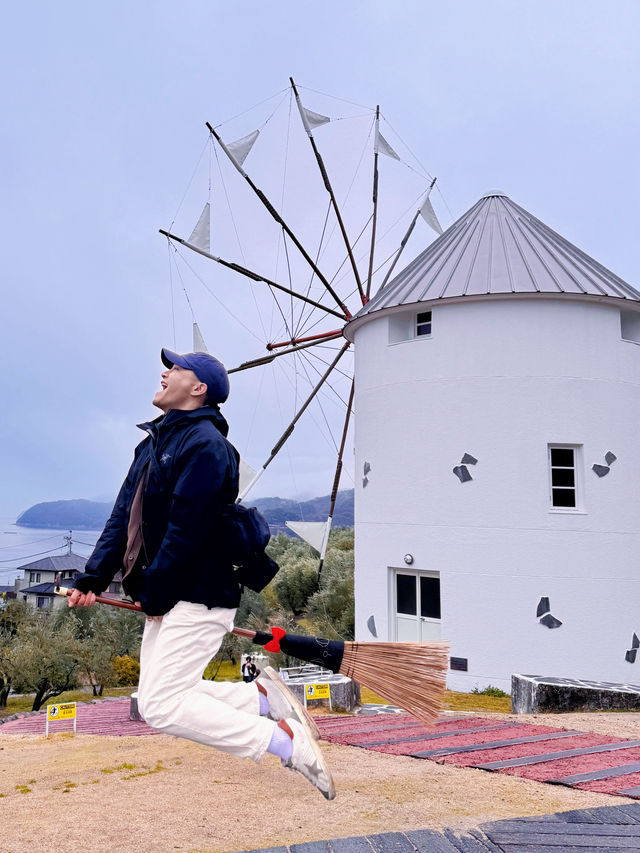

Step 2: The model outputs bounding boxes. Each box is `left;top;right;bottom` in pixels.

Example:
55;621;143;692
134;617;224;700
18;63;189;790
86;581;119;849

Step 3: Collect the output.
65;530;72;554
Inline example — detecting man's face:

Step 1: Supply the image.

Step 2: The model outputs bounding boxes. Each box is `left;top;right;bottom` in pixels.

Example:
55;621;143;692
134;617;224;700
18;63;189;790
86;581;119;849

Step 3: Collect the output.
153;364;205;412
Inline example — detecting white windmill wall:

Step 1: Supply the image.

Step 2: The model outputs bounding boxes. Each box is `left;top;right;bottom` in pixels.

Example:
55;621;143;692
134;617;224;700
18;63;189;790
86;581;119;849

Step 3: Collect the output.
351;296;640;692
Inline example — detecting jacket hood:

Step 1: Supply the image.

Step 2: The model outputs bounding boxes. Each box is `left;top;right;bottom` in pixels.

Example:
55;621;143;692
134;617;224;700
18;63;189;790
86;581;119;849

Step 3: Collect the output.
137;404;230;437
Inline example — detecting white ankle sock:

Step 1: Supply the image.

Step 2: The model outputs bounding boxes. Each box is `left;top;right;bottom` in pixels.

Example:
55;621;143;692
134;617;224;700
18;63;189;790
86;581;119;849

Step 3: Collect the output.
266;724;293;761
258;692;270;716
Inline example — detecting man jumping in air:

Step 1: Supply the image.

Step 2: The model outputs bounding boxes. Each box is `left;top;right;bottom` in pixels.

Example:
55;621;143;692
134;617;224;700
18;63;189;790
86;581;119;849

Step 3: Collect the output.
69;348;335;800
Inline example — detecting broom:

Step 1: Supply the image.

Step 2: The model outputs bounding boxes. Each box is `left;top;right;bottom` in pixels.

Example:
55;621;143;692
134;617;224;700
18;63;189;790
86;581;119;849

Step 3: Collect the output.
54;587;449;726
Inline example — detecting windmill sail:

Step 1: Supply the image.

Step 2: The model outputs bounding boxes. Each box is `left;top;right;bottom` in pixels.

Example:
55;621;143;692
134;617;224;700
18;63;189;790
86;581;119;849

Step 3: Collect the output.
302;107;330;130
376;131;400;161
419;195;443;235
285;519;331;557
188;203;211;252
193;322;208;353
226;129;260;168
238;458;258;496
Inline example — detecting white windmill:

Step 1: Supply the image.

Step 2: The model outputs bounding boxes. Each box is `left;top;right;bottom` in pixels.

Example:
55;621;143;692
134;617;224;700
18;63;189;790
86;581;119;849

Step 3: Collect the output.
344;192;640;691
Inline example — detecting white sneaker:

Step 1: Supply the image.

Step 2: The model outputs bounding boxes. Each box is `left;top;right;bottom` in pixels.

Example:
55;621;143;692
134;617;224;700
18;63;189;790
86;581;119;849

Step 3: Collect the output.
281;718;336;801
257;665;320;740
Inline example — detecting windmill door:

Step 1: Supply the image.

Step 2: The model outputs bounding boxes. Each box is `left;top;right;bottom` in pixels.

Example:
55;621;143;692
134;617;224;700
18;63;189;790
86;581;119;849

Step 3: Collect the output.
393;570;441;642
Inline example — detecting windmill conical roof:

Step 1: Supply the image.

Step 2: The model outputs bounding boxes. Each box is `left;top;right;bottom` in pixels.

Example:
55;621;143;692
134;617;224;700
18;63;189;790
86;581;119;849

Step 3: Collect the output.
352;193;640;325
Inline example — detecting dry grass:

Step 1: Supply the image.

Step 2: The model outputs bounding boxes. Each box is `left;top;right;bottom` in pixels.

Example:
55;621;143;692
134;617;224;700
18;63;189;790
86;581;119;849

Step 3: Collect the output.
0;724;634;853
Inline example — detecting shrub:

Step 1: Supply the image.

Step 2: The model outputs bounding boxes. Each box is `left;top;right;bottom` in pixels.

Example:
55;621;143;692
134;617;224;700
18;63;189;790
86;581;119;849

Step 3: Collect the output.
112;655;140;686
471;685;509;698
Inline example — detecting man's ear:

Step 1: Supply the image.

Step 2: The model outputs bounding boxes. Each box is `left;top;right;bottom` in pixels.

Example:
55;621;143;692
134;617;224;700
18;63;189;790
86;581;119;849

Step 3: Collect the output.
193;381;208;400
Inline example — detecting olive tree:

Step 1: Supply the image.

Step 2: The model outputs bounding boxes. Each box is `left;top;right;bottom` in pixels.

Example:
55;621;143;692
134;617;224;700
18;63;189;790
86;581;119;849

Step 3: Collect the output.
8;613;82;711
305;536;354;640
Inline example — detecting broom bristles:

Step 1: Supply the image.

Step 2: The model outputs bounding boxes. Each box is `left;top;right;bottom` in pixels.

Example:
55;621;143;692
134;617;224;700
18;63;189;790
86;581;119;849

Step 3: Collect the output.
339;641;450;727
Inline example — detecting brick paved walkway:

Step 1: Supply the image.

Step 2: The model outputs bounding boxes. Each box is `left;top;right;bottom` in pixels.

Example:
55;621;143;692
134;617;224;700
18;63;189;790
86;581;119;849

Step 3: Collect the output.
316;713;640;801
0;697;154;736
232;803;640;852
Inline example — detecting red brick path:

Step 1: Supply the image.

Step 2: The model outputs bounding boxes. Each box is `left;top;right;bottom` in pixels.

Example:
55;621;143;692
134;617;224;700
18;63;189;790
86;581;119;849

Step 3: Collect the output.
316;713;640;800
0;698;155;736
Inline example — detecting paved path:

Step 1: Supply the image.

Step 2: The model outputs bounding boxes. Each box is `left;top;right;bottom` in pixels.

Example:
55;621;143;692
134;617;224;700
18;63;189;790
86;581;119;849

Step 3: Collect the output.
316;713;640;801
232;803;640;852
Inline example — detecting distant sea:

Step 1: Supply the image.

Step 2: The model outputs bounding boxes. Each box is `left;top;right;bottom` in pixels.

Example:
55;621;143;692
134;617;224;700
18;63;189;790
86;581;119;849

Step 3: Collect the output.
0;517;102;585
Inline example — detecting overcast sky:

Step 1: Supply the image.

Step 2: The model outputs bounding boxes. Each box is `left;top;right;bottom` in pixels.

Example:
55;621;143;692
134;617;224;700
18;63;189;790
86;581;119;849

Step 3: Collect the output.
1;0;639;519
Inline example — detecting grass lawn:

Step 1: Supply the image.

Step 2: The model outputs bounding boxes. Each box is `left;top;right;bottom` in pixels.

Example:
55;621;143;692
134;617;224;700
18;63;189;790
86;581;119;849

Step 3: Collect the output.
203;659;241;681
360;686;511;714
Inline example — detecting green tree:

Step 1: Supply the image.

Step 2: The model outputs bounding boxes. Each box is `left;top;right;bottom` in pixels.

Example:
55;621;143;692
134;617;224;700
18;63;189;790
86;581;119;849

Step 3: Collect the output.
54;605;144;695
112;654;141;685
8;613;82;711
0;601;34;707
305;541;355;640
271;553;319;617
0;599;32;634
0;634;11;707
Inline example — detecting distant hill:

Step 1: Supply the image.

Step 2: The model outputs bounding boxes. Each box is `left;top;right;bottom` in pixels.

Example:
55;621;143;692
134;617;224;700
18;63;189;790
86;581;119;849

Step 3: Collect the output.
16;490;354;533
252;489;354;533
17;499;114;530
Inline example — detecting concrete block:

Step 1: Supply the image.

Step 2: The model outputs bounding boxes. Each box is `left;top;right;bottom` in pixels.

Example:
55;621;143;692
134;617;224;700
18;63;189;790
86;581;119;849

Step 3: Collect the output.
512;673;640;713
282;674;361;712
129;692;143;721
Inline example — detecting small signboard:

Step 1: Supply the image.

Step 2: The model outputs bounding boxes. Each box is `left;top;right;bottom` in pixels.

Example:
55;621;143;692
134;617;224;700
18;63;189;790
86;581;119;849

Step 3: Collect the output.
305;683;330;699
46;702;77;736
304;682;332;710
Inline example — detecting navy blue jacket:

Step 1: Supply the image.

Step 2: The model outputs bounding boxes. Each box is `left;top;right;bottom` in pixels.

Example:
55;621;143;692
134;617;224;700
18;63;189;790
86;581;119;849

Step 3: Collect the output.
74;405;241;616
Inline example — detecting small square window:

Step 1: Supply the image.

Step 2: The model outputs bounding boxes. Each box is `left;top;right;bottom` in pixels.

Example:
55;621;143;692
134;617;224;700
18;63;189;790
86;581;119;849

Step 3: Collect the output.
549;445;581;510
416;311;432;337
621;310;640;343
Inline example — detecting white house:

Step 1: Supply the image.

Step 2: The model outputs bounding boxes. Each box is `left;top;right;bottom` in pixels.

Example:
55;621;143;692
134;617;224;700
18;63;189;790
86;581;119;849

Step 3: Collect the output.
344;192;640;692
15;553;123;610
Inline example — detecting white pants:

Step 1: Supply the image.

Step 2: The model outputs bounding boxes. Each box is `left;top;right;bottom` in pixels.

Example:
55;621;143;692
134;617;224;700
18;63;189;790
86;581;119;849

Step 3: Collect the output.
137;601;275;761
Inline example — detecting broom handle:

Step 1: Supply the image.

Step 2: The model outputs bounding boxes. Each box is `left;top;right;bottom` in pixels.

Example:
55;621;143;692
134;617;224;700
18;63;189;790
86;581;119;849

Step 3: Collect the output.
55;586;142;612
54;587;258;640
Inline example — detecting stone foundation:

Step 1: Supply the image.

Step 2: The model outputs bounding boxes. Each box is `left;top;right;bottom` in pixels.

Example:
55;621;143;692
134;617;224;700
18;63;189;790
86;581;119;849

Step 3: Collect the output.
512;673;640;713
129;692;142;721
280;673;360;712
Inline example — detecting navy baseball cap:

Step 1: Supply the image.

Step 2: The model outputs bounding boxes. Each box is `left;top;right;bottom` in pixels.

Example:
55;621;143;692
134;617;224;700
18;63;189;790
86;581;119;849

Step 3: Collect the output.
161;348;230;404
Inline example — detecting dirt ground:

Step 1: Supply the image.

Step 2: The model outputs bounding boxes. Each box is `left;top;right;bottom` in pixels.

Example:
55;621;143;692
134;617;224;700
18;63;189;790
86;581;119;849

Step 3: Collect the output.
2;710;640;853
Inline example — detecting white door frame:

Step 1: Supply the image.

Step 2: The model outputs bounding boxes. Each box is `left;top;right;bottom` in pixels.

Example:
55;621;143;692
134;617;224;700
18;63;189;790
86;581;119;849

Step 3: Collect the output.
389;567;441;641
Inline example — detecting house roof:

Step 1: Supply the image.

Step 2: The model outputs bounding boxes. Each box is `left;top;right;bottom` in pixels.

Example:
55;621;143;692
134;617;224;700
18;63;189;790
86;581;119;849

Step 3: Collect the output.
15;552;87;573
349;193;640;326
21;577;76;595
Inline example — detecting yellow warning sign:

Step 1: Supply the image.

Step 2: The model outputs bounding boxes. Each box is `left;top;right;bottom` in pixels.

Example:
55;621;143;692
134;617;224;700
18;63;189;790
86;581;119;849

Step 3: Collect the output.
47;702;77;721
305;683;330;700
